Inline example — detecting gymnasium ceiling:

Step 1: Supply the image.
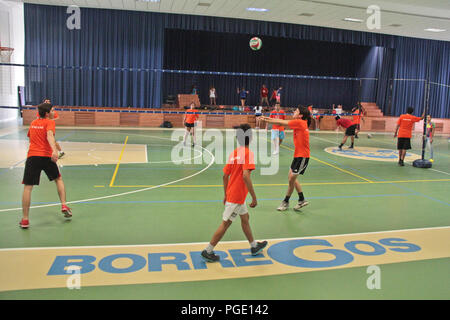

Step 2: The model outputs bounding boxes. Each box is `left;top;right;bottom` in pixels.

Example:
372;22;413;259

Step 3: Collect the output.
17;0;450;41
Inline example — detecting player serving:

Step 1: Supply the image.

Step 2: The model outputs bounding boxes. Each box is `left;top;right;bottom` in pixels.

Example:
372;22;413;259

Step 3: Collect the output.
261;106;311;212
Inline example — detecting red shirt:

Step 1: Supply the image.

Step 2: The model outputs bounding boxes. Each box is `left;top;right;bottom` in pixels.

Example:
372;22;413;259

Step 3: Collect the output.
397;114;421;138
288;119;310;158
271;90;277;99
270;109;286;131
223;147;255;204
185;109;199;124
27;118;56;158
261;87;268;98
337;118;354;128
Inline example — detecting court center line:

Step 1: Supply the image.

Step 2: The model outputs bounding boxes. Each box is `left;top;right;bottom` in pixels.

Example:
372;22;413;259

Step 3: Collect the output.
106;178;450;188
109;136;128;187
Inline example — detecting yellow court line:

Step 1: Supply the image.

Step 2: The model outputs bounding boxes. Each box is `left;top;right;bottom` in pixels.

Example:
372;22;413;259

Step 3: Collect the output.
277;142;374;183
106;179;450;188
109;136;129;187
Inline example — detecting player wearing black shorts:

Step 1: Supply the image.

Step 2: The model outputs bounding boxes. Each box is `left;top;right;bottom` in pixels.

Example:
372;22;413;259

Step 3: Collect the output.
335;116;357;150
20;103;72;229
261;106;311;212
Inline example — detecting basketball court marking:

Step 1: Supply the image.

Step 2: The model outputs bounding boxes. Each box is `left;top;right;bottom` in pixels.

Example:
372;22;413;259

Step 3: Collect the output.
312;134;450;175
109;136;128;187
324;146;420;162
0;135;216;213
311;136;450;176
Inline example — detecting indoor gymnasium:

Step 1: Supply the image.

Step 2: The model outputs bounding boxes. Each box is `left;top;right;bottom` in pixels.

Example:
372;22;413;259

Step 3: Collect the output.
0;0;449;304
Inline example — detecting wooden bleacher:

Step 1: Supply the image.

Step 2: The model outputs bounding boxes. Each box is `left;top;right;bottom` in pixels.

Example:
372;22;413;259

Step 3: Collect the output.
177;94;200;108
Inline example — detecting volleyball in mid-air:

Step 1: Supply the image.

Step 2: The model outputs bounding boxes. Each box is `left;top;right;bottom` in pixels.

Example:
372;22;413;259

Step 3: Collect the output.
249;37;262;50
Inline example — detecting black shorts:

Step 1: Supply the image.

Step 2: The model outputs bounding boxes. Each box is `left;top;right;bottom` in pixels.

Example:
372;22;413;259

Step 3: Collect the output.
22;156;60;186
345;125;357;136
290;157;309;175
397;138;411;150
185;122;195;128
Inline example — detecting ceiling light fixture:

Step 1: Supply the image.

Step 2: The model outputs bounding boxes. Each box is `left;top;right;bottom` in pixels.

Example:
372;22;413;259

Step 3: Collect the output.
424;28;446;32
246;8;269;12
343;17;363;23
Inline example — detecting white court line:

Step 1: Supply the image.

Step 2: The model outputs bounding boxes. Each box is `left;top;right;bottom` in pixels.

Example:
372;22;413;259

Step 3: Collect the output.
1;225;448;251
429;168;450;176
0;133;216;213
147;144;203;164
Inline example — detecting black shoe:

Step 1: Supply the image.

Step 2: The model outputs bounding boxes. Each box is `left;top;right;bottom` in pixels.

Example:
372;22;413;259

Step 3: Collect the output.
338;145;342;150
349;145;354;149
251;241;268;256
398;160;405;166
355;135;359;139
201;250;220;262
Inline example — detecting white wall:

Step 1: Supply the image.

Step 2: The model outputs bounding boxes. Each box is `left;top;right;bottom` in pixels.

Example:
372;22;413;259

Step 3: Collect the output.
0;0;24;122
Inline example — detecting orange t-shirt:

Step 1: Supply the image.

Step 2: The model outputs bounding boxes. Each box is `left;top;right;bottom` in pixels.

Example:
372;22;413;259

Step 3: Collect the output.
288;119;310;158
185;109;199;124
352;109;361;124
270;109;286;131
223;147;255;204
27;118;56;158
36;110;59;119
397;114;421;138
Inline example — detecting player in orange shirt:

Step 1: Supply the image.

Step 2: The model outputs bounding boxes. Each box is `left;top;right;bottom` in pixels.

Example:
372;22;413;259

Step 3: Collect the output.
269;103;286;155
38;99;65;159
201;124;267;262
183;102;199;147
262;106;311;212
20;103;72;229
394;107;425;166
351;104;365;138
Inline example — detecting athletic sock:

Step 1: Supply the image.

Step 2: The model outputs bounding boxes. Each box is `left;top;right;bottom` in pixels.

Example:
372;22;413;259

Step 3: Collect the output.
283;196;290;203
350;143;354;148
339;143;343;148
250;241;257;248
298;192;305;202
206;243;215;254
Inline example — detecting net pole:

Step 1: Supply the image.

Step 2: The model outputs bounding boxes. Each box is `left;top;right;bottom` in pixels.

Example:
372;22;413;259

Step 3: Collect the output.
420;80;430;160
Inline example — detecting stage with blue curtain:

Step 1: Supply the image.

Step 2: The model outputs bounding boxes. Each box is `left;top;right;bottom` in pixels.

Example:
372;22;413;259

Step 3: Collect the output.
23;4;450;118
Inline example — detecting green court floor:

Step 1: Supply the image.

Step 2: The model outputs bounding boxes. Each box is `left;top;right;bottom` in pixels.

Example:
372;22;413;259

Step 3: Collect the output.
0;123;449;299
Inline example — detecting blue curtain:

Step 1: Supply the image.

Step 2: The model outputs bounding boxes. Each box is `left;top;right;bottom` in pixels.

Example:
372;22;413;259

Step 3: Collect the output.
24;4;450;117
163;28;369;109
25;5;164;108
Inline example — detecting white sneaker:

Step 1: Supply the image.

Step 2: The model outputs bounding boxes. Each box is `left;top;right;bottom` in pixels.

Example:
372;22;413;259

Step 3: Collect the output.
277;201;289;211
294;200;309;211
272;150;279;155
